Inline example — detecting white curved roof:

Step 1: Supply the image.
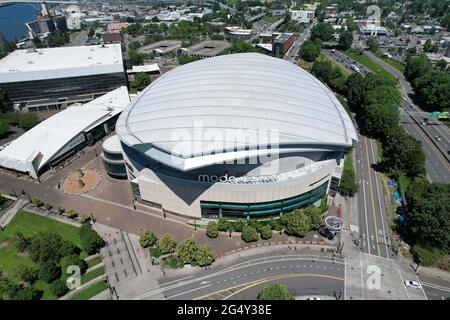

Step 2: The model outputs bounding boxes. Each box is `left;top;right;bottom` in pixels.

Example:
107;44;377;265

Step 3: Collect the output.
116;53;357;171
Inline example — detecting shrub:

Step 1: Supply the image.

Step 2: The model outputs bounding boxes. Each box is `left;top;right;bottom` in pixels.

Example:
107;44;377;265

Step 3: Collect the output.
31;197;43;207
38;261;61;283
281;210;311;237
241;226;259;243
50;279;69;297
234;220;246;233
44;202;51;210
177;238;198;264
411;245;445;266
260;225;273;240
304;207;323;231
159;234;177;254
269;218;284;231
149;246;162;258
164;255;184;269
217;218;229;232
206;221;219;238
79;213;90;224
139;229;157;248
194;245;215;267
64;209;76;219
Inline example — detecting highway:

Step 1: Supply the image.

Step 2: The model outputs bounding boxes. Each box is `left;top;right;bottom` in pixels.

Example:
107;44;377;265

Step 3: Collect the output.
362;50;450;183
131;254;344;300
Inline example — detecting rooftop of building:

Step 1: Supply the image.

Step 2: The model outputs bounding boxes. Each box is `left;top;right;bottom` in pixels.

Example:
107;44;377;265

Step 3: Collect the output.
0;44;123;76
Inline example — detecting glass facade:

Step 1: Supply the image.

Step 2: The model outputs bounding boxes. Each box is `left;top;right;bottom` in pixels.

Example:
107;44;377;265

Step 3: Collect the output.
0;72;127;102
201;180;328;219
102;160;127;177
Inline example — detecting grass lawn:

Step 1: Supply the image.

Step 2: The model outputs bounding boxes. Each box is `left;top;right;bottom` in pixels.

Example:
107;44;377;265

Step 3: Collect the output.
81;267;105;285
86;255;102;269
342;49;398;84
71;281;108;300
0;210;85;300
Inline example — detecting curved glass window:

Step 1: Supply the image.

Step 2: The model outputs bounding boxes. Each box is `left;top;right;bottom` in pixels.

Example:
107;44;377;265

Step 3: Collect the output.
201;181;328;219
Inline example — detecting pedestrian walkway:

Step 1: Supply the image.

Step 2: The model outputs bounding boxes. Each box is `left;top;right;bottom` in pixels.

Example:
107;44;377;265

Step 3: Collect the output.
0;198;28;228
94;223;164;300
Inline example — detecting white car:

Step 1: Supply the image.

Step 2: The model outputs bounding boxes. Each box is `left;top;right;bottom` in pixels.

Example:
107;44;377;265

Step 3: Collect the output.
435;136;441;141
404;280;421;289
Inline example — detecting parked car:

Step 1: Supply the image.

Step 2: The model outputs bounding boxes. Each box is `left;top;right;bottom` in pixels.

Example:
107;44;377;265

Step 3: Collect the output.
435;135;441;141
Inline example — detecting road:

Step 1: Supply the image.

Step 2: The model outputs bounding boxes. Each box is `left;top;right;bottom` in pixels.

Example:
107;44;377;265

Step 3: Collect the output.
131;254;344;300
284;23;313;63
355;134;390;258
363;50;450;183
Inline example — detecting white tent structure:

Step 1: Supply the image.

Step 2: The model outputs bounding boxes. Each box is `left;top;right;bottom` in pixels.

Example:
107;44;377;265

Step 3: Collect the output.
0;87;130;178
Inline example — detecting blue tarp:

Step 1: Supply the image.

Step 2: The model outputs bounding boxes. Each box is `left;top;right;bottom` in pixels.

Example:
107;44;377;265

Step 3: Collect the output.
388;181;398;187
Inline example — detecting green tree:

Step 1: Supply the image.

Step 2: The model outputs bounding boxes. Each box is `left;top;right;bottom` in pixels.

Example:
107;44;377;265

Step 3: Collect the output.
257;283;294;300
17;113;39;129
38;261;61;283
338;30;353;50
177;237;198;264
61;254;88;275
131;72;151;91
281;210;311;237
406;182;450;251
0;119;9;137
412;71;450;112
260;224;272;240
50;279;69;297
381;127;425;178
139;229;157;248
310;22;334;42
363;85;401;107
422;39;438;53
441;14;450;31
299;40;321;62
404;54;432;82
10;286;42;300
366;36;379;52
0;88;12;113
13;232;31;253
303;207;323;230
338;152;359;197
344;72;366;112
411;244;445;266
194;245;215;267
311;60;344;92
241;226;259;243
360;103;400;138
159;234;177;254
435;59;448;72
206;221;219;238
79;224;105;255
28;233;65;264
220;40;257;55
16;265;39;284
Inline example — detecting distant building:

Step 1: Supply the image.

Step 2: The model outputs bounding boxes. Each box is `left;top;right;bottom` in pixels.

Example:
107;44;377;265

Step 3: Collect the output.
208;21;227;33
224;27;254;41
325;5;338;18
0;44;127;111
102;31;122;43
359;23;388;36
138;40;182;56
107;22;129;32
290;10;315;24
272;33;295;57
25;15;68;39
186;40;232;58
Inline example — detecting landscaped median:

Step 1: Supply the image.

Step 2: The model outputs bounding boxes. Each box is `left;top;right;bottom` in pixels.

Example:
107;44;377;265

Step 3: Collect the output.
342;48;398;85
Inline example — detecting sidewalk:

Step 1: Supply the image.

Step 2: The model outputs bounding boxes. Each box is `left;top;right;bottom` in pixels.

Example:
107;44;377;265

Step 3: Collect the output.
0;198;28;228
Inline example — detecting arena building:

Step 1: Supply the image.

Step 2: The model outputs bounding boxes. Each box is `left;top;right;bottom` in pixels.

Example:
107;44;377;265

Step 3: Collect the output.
116;53;357;220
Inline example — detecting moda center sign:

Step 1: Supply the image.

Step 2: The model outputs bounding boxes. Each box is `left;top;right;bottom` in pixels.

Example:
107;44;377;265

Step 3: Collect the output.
197;173;278;184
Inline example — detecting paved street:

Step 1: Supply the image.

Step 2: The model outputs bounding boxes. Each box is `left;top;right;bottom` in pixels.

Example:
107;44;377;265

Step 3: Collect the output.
131;250;345;300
